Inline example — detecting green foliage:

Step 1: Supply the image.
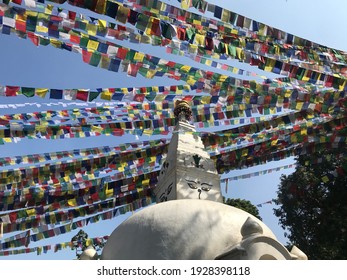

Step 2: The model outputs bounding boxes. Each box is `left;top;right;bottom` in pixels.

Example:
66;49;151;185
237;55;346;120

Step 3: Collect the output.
274;151;347;260
224;198;262;221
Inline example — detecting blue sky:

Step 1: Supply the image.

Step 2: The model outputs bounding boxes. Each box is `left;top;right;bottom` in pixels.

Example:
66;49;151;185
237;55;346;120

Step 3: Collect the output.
0;0;346;259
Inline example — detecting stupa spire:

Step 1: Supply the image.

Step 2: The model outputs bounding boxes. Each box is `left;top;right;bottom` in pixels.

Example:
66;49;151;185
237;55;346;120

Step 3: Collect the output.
154;100;223;203
173;100;192;123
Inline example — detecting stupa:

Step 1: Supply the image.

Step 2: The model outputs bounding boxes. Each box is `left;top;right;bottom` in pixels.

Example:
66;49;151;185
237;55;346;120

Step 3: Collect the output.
99;100;307;260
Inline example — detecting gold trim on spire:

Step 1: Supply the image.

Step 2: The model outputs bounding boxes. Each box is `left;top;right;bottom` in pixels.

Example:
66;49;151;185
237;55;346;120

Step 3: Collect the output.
174;100;192;122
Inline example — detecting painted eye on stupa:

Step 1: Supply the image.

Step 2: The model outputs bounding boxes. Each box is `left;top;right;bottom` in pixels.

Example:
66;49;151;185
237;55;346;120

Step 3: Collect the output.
185;179;198;189
200;183;213;192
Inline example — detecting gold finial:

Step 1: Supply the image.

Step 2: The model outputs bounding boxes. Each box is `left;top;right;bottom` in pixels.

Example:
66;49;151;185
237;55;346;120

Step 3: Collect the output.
174;100;192;122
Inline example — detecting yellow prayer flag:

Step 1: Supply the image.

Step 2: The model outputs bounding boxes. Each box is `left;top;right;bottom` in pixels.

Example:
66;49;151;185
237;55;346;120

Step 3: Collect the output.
186;78;196;85
321;176;329;183
194;33;205;46
100;56;111;69
236;47;245;60
50;38;61;48
242;149;248;157
159;3;167;11
49;212;57;224
86;175;94;181
201;96;211;104
143;129;152;136
180;65;191;73
302;70;310;82
222;10;231;23
26;208;36;216
271;139;278;146
45;4;54;14
98;19;107;29
264;59;276;72
67;199;77;207
273;45;280;55
35;124;47;133
218;75;228;82
133;52;145;62
27;11;38;17
101;90;112;100
145;22;153;36
95;0;107;14
295;102;304;111
92;126;103;133
142;179;150;186
339;80;346;91
204;59;212;66
116;6;129;24
301;128;307;136
105;185;113;198
146;69;156;79
184;85;191;91
181;0;191;9
284;90;292;98
188;44;198;54
87;23;97;36
87;40;99;51
86;239;93;247
258;23;266;36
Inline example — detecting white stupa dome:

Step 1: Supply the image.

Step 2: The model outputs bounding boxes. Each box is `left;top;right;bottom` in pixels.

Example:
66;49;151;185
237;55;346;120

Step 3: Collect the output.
101;199;278;260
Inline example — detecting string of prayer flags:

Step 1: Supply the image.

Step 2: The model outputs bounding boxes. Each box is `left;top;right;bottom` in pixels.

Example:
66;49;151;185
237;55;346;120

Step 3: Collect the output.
0;170;160;220
1;3;346;90
214;137;346;173
221;164;296;183
256;200;274;208
0;138;169;167
0;145;166;190
0;184;156;236
0;235;109;256
3;1;347;76
0;0;346;259
0;196;154;250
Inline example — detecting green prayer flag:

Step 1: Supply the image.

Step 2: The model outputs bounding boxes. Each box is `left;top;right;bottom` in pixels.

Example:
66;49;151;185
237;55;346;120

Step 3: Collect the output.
21;87;35;97
135;14;149;32
89;52;101;67
39;37;50;46
89;91;100;102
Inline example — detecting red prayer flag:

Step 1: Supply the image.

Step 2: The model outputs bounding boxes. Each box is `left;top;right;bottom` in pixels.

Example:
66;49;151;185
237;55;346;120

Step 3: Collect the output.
76;91;88;101
82;49;92;63
6;86;20;96
16;20;26;32
28;33;39;46
68;11;76;20
9;212;17;223
116;48;128;59
70;34;80;44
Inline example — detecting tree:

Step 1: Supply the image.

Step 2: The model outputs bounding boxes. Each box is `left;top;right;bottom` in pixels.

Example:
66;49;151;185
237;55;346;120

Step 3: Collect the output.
273;151;347;259
224;198;262;221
